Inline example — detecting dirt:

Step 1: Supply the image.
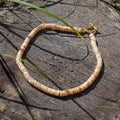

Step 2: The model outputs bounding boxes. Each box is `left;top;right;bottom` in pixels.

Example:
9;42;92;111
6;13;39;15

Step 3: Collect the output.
0;0;120;120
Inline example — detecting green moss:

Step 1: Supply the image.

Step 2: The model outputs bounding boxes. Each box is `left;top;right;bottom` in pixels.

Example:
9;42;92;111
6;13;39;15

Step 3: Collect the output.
112;0;120;4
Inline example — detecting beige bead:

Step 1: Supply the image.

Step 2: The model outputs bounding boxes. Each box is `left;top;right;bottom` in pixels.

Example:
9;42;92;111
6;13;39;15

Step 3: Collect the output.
16;23;102;97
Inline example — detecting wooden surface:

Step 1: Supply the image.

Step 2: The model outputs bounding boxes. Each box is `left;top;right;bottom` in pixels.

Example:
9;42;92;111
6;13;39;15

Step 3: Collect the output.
0;0;120;120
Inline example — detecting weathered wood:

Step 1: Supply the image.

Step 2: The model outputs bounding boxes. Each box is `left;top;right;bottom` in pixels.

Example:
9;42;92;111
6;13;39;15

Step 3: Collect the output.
0;0;120;120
